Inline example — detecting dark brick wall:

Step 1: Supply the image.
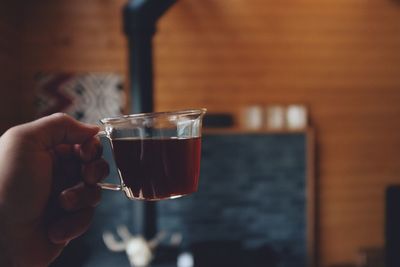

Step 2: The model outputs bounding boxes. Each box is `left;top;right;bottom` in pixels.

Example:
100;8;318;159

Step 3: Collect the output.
158;133;307;267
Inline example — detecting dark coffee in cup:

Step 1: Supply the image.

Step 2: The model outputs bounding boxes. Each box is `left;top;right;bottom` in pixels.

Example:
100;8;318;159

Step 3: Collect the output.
112;137;201;200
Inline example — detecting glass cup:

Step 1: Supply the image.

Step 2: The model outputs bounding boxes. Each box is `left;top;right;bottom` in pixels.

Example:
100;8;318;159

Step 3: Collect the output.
97;109;207;201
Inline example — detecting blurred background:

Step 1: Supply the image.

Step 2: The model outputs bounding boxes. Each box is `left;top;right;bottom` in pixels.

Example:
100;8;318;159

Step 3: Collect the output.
1;0;400;267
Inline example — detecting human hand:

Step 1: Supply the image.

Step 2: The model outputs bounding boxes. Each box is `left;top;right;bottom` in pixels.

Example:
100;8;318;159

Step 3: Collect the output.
0;113;109;267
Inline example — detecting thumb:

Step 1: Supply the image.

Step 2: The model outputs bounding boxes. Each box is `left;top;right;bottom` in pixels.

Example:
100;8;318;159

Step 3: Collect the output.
24;113;100;149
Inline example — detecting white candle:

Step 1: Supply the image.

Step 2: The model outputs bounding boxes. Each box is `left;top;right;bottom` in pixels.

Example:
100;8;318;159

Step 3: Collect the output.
264;105;285;130
286;105;308;130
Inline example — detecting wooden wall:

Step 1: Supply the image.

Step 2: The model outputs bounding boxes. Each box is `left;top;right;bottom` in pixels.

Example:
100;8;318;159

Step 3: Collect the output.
2;0;400;266
155;1;400;266
15;0;128;123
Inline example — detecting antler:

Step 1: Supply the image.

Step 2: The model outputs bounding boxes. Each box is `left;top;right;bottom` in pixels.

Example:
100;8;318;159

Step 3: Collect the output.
102;231;126;252
117;225;133;242
170;233;183;246
148;231;167;249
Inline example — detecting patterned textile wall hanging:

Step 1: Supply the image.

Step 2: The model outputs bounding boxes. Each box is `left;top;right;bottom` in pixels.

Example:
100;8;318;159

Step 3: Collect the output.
34;72;126;124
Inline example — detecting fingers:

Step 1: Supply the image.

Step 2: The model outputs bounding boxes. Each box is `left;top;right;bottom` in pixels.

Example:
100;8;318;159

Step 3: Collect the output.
54;140;102;162
52;137;107;187
78;137;103;162
59;183;102;211
53;144;74;159
50;159;108;245
58;156;108;210
82;158;109;185
50;182;100;244
26;113;100;149
48;208;95;244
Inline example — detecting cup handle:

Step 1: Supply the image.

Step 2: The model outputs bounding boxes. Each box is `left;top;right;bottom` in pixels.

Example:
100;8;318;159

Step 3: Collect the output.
96;130;107;138
98;183;122;191
96;130;123;191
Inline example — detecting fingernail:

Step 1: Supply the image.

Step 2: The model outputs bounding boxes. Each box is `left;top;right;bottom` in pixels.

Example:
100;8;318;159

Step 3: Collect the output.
49;228;66;244
92;187;102;207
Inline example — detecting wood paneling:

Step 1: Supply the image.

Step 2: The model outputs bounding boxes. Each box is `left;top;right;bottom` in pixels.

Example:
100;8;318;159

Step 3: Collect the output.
16;0;128;123
2;0;400;266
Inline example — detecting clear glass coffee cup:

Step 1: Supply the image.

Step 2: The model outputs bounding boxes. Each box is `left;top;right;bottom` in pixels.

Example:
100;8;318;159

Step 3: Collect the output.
97;109;206;201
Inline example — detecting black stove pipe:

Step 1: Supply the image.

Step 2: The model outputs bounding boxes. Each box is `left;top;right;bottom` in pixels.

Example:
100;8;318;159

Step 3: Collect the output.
124;0;177;113
123;0;177;239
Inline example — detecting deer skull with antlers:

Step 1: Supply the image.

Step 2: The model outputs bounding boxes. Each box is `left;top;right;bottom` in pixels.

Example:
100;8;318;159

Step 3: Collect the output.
103;225;181;267
103;226;163;267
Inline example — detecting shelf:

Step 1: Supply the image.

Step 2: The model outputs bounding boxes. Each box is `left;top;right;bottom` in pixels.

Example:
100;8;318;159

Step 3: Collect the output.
203;127;313;135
